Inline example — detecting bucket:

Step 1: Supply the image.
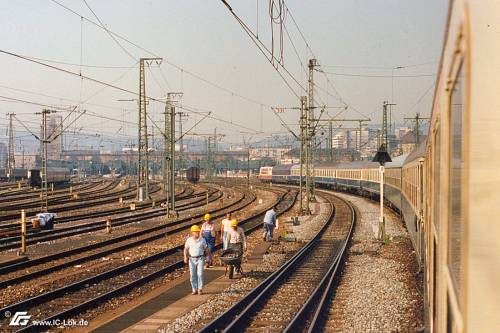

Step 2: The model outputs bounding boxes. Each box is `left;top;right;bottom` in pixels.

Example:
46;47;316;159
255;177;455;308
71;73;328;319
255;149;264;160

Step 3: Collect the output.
32;218;40;229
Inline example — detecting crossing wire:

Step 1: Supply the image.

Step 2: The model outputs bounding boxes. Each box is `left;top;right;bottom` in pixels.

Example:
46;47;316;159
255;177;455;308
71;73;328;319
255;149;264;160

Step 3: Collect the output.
50;0;272;109
0;48;262;136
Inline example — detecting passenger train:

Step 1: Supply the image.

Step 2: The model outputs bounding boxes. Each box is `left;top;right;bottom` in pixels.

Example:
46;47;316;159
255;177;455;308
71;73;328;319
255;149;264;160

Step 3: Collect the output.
27;167;71;188
258;1;500;331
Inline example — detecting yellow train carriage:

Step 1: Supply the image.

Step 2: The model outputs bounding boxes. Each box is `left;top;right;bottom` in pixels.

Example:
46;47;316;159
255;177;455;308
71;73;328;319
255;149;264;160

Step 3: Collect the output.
423;1;500;331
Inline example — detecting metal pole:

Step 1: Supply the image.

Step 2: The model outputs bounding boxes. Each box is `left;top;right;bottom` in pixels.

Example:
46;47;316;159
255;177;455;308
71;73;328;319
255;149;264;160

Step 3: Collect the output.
163;103;169;194
20;209;26;255
416;113;420;144
7;113;15;182
358;120;362;154
379;165;385;241
328;120;333;162
179;112;184;179
300;96;310;214
138;60;144;201
308;59;317;202
170;100;176;215
41;109;49;212
382;101;388;149
247;147;250;188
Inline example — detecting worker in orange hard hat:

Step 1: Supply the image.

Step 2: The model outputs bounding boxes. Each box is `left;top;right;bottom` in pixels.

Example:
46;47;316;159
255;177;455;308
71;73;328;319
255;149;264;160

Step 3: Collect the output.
201;213;219;267
184;225;210;295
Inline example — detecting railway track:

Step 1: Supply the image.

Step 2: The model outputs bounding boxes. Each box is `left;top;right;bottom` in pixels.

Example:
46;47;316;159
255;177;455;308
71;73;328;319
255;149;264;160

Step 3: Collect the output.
199;190;355;333
0;187;216;251
0;182;162;223
0;186;192;237
0;187;247;289
0;180;102;204
0;188;296;332
0;180;123;212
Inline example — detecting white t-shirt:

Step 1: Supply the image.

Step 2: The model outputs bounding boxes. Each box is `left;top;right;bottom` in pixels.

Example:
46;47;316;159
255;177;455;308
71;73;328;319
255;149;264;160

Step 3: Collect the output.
184;236;207;257
221;218;232;232
227;227;246;245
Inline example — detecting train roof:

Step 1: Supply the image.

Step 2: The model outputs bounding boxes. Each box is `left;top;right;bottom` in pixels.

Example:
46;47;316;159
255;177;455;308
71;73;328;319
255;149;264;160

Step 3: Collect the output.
29;167;71;172
313;154;408;170
315;161;379;169
384;153;409;168
404;140;427;164
272;164;296;171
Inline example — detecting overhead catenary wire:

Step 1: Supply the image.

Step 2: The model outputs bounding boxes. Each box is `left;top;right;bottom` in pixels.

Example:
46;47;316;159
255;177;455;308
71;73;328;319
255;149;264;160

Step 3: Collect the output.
317;69;437;78
82;0;137;61
321;60;438;70
0;83;135;112
219;0;307;100
0;48;260;135
50;0;271;108
281;1;370;121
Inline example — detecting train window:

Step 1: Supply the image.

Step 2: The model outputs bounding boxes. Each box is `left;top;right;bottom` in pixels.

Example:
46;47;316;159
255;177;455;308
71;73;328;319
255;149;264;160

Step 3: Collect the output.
448;61;464;300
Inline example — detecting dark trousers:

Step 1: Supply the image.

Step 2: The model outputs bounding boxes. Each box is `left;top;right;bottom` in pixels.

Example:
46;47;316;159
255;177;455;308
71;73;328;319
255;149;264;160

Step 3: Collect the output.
263;223;274;241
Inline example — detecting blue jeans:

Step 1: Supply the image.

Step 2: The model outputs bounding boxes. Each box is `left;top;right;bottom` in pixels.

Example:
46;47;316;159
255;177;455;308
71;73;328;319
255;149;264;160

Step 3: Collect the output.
263;223;274;241
203;233;215;264
189;257;204;291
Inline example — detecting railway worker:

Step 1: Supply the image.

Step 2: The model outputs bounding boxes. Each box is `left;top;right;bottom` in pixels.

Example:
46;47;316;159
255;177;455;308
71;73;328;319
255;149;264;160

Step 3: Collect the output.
227;219;246;274
227;219;247;251
220;212;233;250
201;213;218;267
184;225;210;295
262;205;277;242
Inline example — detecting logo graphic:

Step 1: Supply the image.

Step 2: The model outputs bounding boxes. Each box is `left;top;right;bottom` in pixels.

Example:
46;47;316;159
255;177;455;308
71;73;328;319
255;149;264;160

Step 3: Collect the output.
9;312;31;326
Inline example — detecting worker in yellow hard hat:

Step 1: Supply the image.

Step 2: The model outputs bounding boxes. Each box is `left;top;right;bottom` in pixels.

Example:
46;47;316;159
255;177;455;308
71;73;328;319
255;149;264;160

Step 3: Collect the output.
184;224;210;295
201;212;219;267
226;219;247;275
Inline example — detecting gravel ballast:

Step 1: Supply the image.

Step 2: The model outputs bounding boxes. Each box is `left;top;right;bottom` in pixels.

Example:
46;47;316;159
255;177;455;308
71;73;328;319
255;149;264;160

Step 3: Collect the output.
325;192;424;332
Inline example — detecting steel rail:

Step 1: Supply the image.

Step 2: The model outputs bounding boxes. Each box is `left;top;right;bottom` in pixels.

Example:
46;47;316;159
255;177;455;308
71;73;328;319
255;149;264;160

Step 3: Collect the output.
0;186;192;240
284;192;356;333
0;186;190;232
1;189;295;332
0;183;162;223
0;188;218;251
0;180;119;209
0;179;111;203
199;191;354;333
0;187;251;279
0;180;98;202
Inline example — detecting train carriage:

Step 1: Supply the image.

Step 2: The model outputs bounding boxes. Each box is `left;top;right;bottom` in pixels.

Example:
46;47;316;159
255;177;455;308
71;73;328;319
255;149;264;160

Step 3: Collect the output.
401;142;427;263
257;166;273;182
271;164;296;184
254;3;500;329
28;167;71;188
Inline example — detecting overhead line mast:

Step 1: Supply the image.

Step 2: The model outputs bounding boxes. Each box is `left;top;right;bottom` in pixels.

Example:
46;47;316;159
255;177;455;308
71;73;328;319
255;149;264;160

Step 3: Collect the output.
306;59;318;203
7;113;15;182
137;57;162;201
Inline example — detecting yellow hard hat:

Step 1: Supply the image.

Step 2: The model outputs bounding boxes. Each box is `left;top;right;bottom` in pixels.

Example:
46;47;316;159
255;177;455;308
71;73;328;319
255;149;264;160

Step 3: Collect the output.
230;219;238;227
204;213;211;221
190;225;201;232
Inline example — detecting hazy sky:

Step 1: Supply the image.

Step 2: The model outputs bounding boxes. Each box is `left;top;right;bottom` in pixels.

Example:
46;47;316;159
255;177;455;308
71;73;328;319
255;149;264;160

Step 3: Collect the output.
0;0;448;150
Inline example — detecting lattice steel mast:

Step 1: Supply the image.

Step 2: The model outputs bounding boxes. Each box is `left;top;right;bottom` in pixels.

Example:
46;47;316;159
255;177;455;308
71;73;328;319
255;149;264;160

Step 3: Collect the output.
137;57;162;201
7;113;15;182
306;58;318;203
